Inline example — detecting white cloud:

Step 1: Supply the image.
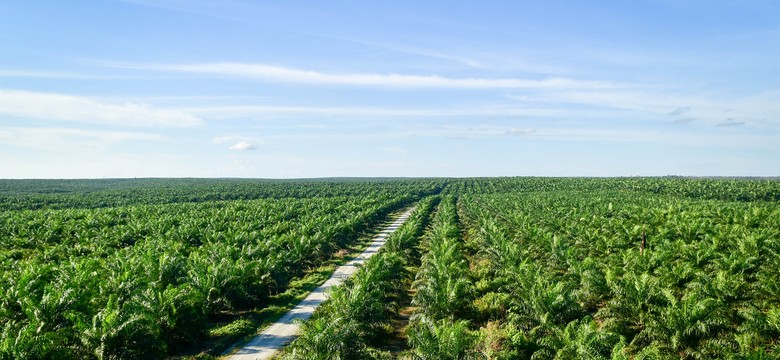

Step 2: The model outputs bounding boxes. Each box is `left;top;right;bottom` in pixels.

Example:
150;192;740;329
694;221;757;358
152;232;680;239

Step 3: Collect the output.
0;70;129;79
109;62;622;89
186;104;534;119
178;102;634;124
382;146;408;155
330;36;485;68
0;126;170;150
0;150;203;179
216;135;263;150
507;89;780;128
330;36;571;74
229;141;258;150
0;89;203;127
213;135;259;144
419;124;539;139
506;128;535;136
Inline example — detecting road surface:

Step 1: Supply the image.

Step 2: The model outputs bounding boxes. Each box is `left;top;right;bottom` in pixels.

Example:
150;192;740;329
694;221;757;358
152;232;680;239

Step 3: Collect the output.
225;207;416;360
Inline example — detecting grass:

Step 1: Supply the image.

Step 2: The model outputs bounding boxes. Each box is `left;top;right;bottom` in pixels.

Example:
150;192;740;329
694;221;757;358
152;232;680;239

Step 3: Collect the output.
381;284;418;356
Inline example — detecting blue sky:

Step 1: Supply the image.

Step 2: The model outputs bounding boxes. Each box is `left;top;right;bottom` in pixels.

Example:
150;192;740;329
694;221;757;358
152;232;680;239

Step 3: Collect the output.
1;0;778;178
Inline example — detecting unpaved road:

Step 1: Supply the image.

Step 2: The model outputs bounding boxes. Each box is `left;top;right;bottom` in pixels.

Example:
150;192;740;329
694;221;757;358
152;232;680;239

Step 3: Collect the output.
225;207;416;360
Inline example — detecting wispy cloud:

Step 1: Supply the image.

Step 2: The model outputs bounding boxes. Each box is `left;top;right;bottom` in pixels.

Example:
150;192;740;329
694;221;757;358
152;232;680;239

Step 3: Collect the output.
509;90;690;115
0;89;203;127
213;135;264;151
505;128;536;136
671;118;695;125
185;102;696;123
0;126;169;150
405;124;540;140
668;106;695;125
329;37;484;68
668;106;691;116
229;141;258;150
0;70;132;79
186;104;543;119
328;37;571;74
716;118;746;127
508;89;780;128
105;62;622;89
382;146;408;155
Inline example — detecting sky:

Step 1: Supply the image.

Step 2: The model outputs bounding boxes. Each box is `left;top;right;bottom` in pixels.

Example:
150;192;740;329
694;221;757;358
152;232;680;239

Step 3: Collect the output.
1;0;779;178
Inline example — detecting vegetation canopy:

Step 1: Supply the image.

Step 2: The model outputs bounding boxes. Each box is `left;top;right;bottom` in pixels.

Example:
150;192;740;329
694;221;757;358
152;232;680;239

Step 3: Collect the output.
1;177;778;359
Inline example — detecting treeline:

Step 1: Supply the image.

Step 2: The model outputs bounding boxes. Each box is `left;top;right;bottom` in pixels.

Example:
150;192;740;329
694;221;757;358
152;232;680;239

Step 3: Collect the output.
441;177;780;202
3;177;777;211
0;178;447;211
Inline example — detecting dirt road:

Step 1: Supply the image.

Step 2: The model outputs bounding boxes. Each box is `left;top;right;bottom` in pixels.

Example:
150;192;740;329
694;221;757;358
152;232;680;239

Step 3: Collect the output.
225;207;416;360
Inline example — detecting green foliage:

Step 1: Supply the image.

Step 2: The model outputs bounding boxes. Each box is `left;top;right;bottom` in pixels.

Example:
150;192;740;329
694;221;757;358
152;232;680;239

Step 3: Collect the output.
412;197;475;321
447;178;780;358
286;315;371;360
407;316;476;360
3;177;780;358
0;179;442;359
283;198;438;359
0;178;446;211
